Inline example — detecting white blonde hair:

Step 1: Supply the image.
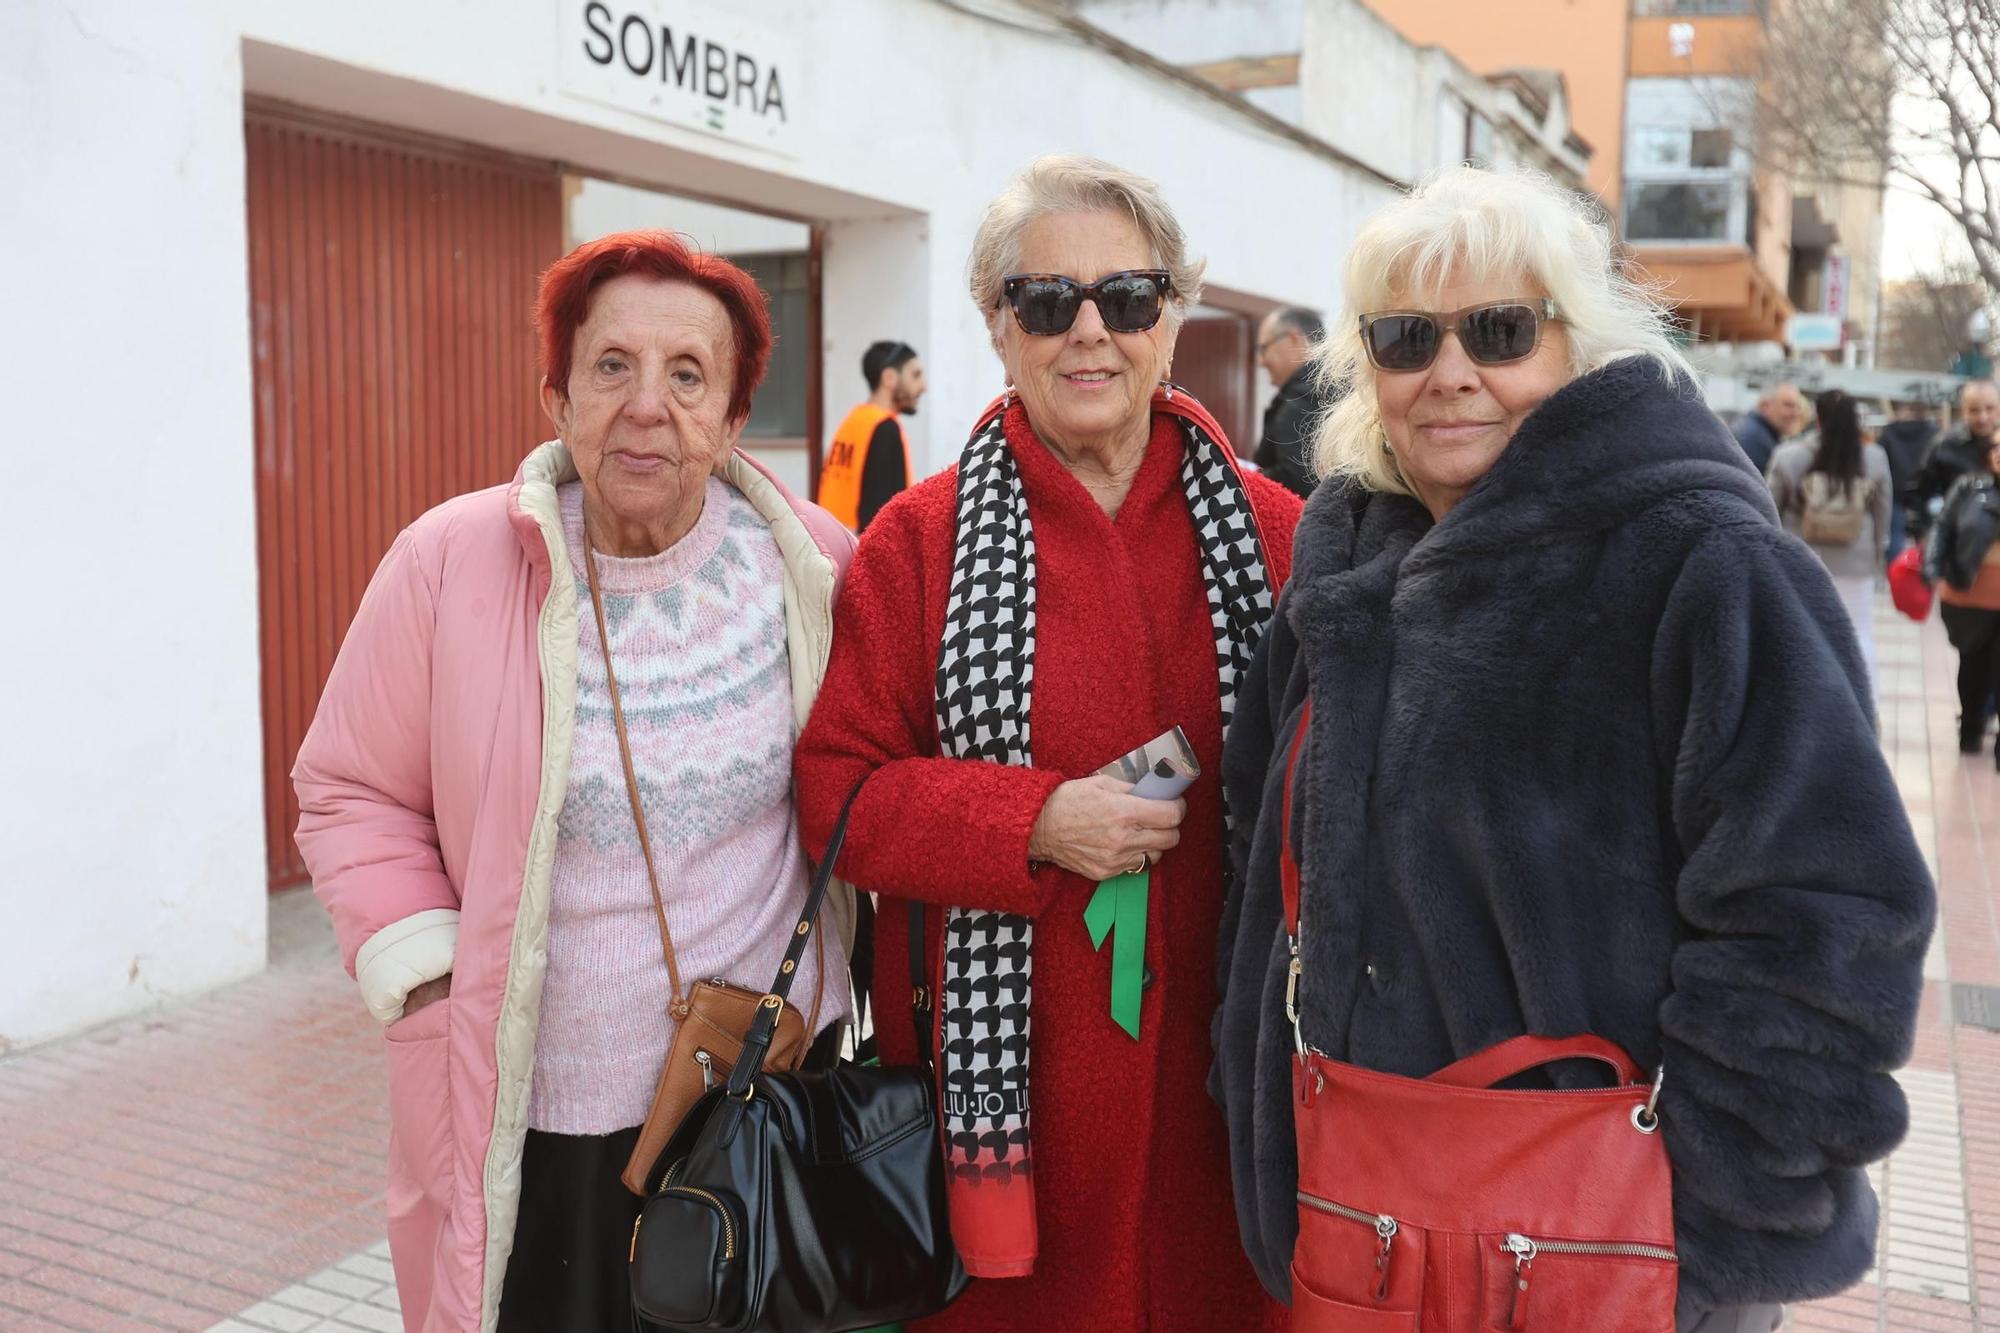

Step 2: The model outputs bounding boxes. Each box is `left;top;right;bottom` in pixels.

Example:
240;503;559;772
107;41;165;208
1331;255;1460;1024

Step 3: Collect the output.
967;154;1206;349
1315;165;1693;493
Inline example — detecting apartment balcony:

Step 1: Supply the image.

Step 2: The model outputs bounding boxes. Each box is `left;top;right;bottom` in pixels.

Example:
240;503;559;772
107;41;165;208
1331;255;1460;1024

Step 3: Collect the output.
1624;173;1792;342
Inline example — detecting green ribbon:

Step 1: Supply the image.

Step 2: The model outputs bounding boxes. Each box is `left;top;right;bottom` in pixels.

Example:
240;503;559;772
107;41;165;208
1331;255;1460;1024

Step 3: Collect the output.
1084;867;1149;1039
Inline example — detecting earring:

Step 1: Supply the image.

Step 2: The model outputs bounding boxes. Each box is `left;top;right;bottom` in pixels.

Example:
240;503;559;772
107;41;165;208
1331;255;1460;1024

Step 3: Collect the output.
1002;382;1014;409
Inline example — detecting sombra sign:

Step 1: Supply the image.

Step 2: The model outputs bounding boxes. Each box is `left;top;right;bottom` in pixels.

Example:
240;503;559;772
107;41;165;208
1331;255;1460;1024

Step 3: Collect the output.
560;1;799;155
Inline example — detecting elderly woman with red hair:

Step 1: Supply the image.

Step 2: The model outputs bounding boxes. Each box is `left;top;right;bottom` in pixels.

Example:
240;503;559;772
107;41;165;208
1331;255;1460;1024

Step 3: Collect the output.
292;231;857;1330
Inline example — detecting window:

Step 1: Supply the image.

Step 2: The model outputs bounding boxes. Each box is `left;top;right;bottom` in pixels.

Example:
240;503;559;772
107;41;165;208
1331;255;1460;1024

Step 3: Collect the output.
1631;126;1692;170
1627;126;1735;173
1633;0;1761;14
731;252;809;439
1690;128;1734;168
1434;94;1495;170
1625;181;1737;241
1466;114;1496;168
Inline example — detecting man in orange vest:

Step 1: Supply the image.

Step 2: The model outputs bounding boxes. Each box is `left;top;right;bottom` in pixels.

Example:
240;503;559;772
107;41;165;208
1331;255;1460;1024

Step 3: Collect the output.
819;340;924;533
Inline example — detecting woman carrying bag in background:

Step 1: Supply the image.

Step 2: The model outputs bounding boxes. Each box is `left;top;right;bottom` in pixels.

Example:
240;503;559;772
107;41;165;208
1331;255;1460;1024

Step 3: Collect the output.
1768;387;1894;708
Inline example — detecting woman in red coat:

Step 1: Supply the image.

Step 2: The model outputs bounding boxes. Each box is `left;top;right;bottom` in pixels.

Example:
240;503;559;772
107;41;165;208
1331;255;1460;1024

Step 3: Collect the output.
796;154;1302;1331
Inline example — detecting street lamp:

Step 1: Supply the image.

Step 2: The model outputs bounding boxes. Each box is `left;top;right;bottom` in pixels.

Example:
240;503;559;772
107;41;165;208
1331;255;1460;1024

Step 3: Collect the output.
1954;308;1994;378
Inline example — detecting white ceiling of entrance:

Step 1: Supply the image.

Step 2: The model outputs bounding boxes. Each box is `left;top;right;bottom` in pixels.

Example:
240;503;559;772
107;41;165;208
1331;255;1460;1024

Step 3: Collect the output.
568;175;811;256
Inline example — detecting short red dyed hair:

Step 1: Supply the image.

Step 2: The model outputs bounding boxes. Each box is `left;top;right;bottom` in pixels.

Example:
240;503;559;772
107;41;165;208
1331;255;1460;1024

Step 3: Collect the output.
536;230;772;423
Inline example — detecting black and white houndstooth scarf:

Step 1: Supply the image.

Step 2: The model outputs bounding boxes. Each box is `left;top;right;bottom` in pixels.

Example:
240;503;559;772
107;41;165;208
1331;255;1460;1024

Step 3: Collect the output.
931;392;1274;1270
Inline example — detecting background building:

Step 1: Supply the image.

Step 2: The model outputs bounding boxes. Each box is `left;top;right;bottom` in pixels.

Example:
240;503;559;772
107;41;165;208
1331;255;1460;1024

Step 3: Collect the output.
1082;0;1593;192
1369;0;1892;366
3;0;1403;1050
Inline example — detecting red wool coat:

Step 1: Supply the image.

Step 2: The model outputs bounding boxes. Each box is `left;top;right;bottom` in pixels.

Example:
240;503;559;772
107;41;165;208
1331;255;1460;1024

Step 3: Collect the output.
796;404;1301;1332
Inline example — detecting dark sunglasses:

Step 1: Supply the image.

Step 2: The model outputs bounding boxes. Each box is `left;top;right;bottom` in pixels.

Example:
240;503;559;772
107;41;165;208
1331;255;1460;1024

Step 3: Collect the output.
1358;298;1560;373
1001;269;1173;336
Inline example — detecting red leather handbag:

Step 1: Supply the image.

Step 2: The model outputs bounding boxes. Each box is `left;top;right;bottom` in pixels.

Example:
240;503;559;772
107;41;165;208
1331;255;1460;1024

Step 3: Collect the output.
1888;545;1934;622
1279;702;1678;1331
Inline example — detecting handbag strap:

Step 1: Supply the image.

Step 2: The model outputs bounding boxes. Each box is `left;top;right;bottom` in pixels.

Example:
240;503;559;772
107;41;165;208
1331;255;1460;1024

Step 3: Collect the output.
910;901;934;1067
724;778;866;1100
1425;1033;1644;1089
1279;698;1312;939
582;522;825;1027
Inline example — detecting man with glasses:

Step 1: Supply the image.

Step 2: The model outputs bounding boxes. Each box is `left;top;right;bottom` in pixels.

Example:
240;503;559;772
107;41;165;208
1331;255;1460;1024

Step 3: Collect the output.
1253;305;1334;497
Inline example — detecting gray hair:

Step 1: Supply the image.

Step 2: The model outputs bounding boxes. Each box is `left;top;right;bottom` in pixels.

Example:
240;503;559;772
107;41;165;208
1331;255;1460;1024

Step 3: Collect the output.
967;154;1206;347
1315;165;1694;495
1270;305;1326;342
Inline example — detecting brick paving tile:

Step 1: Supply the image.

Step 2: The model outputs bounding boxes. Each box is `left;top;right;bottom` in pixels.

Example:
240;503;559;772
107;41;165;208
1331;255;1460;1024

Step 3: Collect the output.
0;891;387;1330
2;595;1996;1331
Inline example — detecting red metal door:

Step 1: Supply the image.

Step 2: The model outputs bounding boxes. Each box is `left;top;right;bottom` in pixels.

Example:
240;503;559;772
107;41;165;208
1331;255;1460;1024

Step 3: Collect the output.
246;106;564;889
1173;314;1257;457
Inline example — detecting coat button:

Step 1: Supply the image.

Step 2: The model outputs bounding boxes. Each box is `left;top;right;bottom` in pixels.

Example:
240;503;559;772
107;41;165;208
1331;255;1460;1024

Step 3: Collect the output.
1142;966;1157;991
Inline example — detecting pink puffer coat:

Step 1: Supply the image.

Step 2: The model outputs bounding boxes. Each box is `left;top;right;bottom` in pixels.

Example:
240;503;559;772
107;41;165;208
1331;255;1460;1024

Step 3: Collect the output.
293;442;855;1332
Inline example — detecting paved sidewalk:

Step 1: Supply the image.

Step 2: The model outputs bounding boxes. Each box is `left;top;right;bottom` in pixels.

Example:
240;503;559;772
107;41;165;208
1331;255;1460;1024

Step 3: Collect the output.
0;892;390;1331
1786;598;2000;1333
0;595;1995;1332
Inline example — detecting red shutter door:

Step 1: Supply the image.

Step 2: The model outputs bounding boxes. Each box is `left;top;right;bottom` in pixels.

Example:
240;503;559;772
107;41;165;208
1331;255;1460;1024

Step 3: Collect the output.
1173;314;1257;457
245;106;564;889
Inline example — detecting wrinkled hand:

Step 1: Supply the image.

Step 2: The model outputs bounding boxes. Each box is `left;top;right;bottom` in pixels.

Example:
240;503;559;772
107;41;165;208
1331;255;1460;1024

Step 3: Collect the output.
403;973;452;1019
1028;775;1185;883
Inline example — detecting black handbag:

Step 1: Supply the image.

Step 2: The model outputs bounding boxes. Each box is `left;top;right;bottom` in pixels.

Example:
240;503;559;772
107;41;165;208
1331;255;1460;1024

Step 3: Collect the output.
629;789;968;1333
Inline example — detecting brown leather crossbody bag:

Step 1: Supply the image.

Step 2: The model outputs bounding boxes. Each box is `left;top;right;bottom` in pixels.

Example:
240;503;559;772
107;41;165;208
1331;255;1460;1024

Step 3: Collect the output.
580;526;825;1196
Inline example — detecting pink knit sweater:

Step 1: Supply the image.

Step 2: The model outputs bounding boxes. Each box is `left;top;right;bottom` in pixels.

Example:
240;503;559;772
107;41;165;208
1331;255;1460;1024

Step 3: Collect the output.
527;477;851;1134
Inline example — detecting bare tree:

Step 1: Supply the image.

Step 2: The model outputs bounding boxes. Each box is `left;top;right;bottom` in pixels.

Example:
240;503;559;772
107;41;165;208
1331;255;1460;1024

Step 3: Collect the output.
1878;261;1992;368
1753;0;1999;295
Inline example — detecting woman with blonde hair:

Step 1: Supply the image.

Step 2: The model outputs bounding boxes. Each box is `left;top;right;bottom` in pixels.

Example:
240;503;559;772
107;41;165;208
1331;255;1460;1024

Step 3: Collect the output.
1214;166;1931;1331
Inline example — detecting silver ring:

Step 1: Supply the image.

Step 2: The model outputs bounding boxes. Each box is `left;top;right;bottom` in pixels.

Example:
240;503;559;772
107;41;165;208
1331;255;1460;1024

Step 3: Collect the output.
1127;854;1148;876
1631;1104;1660;1135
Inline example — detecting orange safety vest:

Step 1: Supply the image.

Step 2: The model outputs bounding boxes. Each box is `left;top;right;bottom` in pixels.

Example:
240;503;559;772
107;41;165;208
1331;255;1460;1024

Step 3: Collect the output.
818;403;912;532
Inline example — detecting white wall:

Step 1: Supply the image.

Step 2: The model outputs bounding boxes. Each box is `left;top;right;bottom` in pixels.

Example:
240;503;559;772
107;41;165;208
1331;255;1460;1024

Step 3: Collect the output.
2;0;1395;1048
220;0;1394;474
1301;0;1438;185
823;214;935;462
568;177;812;253
0;1;268;1052
1078;0;1306;66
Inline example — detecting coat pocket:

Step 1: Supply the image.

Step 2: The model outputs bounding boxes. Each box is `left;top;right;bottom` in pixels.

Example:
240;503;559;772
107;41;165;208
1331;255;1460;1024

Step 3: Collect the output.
384;997;454;1207
1479;1231;1677;1332
1294;1191;1425;1315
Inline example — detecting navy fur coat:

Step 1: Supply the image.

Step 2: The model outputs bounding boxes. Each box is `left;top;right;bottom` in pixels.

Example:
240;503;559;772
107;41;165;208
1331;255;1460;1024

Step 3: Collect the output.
1213;357;1935;1318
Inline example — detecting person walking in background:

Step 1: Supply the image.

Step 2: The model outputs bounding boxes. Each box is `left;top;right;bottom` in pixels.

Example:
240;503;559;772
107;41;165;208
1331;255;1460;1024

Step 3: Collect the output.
1731;380;1806;474
1768;388;1894;707
820;339;925;533
1925;433;2000;761
1253;305;1335;496
1880;399;1940;555
1912;378;2000;539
